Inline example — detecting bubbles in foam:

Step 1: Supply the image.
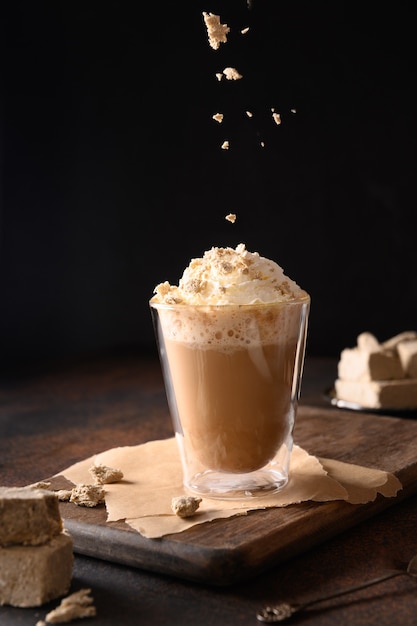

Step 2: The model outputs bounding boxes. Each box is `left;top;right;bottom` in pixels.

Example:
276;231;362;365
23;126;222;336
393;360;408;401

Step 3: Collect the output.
157;301;308;350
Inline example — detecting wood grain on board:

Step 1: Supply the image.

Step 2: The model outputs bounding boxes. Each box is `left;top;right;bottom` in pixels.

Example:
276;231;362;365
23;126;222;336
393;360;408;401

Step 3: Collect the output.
50;407;417;586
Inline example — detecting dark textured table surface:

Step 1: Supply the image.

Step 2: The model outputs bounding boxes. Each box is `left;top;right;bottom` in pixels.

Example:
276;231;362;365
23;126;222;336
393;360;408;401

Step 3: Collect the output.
1;352;417;626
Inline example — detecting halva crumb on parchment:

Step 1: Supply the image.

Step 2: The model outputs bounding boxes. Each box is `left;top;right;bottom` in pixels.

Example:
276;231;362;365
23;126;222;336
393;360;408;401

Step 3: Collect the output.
27;481;52;490
56;490;72;502
88;463;124;485
36;588;96;624
226;213;236;223
171;496;202;518
202;12;230;50
69;484;105;508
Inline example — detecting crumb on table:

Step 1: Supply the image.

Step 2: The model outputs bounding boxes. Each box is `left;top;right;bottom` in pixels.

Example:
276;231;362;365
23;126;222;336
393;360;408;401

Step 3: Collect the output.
69;484;105;508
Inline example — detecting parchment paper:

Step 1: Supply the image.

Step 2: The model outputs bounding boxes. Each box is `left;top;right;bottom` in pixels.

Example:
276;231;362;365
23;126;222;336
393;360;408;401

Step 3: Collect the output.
56;438;402;538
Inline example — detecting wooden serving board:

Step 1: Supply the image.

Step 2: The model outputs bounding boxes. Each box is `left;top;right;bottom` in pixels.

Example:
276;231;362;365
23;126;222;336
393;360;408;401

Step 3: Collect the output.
50;406;417;586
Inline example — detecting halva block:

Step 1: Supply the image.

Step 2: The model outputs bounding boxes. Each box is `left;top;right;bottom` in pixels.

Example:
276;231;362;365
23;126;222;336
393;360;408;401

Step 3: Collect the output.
337;347;404;382
0;487;62;547
397;339;417;379
335;331;417;408
335;378;417;409
0;531;73;607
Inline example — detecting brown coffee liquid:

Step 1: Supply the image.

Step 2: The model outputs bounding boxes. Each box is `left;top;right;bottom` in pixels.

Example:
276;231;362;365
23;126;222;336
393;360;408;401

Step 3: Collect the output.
164;339;298;473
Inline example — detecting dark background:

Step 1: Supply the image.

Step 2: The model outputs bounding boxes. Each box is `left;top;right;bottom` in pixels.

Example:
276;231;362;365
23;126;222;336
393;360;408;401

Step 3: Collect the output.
2;1;416;371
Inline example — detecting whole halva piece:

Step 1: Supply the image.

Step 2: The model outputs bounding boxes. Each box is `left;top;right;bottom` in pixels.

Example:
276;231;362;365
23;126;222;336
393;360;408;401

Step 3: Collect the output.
0;486;73;607
335;331;417;408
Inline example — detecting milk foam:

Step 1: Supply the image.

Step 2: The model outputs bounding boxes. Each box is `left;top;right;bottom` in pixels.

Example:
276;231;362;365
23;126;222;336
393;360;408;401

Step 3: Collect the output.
151;243;309;348
155;301;308;349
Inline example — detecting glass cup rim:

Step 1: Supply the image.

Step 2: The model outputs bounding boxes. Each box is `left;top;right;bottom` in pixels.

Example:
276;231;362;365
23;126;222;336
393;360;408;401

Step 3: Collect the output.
149;294;310;311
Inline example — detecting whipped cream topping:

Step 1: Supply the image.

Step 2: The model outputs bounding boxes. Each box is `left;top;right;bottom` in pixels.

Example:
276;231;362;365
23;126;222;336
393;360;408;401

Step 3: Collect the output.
151;243;306;306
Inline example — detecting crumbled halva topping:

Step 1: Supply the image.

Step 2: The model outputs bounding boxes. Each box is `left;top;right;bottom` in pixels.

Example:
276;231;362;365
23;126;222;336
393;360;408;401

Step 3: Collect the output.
151;244;305;306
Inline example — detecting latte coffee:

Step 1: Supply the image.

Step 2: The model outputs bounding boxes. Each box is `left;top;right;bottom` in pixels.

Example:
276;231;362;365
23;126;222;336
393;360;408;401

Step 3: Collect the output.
150;244;309;498
151;299;309;497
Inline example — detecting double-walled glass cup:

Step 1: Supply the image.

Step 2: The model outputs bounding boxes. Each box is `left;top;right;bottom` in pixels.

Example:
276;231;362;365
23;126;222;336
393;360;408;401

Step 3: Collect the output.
150;295;310;499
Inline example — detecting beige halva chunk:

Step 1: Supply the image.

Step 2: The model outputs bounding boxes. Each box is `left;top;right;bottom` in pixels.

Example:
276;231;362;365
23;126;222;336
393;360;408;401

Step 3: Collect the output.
272;112;282;125
56;490;72;502
397;339;417;378
69;484;105;507
222;67;243;80
0;531;73;607
337;346;404;381
171;496;202;518
88;463;124;485
26;481;52;490
202;12;230;49
0;487;62;547
335;330;417;408
337;332;404;381
334;378;417;410
381;330;417;350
